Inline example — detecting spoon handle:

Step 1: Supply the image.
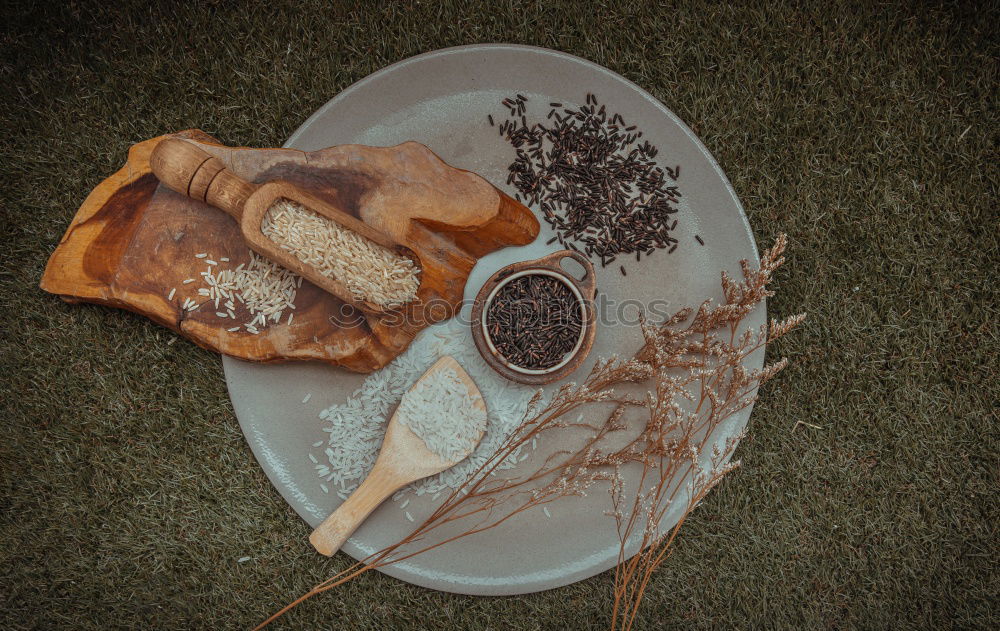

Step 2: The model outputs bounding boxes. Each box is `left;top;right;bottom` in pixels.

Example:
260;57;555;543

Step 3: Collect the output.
309;468;403;556
149;138;256;221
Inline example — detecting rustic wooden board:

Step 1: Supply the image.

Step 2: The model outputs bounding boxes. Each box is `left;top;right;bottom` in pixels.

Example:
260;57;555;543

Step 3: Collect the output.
40;130;539;372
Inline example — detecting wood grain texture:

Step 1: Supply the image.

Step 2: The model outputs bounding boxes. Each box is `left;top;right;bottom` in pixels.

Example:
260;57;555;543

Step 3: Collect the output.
40;131;540;373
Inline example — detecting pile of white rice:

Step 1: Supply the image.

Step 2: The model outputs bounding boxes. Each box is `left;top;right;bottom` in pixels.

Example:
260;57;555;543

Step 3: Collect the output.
309;318;539;505
166;251;301;334
396;366;488;462
262;198;420;308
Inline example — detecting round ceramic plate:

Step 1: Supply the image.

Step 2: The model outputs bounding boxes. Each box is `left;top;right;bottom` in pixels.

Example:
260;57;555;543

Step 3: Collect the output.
224;44;762;595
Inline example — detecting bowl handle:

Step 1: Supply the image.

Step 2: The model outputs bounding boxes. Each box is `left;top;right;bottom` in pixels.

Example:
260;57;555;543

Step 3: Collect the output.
532;250;597;300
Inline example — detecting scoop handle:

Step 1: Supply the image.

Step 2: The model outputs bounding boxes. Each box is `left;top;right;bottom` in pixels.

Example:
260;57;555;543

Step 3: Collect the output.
149;138;255;221
309;468;403;556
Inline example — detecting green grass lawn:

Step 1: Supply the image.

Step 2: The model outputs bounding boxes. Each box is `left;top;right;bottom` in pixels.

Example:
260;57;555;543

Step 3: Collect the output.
1;1;996;628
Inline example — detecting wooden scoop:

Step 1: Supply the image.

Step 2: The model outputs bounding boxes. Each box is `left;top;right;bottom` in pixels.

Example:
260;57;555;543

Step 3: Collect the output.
309;355;486;556
149;138;418;314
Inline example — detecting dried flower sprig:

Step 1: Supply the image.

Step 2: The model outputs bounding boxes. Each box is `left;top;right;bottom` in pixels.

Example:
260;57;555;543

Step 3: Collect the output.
608;233;803;630
256;235;803;630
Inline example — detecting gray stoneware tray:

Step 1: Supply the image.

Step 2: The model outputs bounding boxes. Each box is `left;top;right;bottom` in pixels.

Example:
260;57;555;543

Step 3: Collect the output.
224;44;763;595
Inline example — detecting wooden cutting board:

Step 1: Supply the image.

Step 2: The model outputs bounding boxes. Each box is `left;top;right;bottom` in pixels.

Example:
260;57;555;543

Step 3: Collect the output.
40;130;539;373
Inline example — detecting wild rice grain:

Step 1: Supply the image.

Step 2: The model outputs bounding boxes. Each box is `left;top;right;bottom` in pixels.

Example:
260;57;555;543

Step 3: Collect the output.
486;274;582;370
494;93;687;265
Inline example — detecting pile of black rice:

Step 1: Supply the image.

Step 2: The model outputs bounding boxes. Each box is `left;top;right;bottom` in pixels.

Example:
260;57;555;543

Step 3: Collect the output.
492;93;698;272
485;273;583;371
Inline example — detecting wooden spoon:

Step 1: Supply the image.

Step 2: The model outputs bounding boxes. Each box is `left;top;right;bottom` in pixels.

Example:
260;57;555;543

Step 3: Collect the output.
148;137;419;315
309;355;486;556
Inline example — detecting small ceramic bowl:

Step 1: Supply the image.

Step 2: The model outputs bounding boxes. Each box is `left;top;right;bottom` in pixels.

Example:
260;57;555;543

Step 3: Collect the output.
471;250;597;385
